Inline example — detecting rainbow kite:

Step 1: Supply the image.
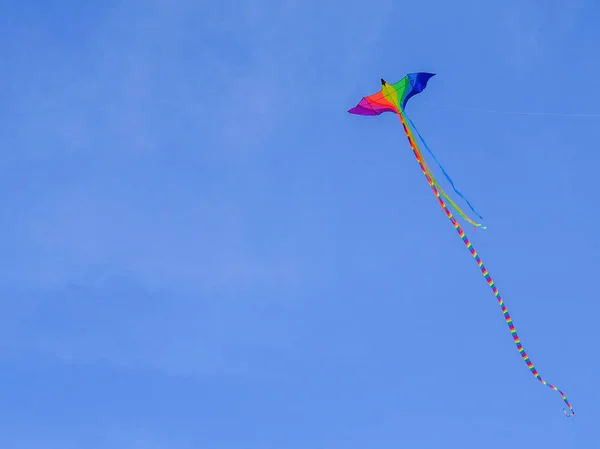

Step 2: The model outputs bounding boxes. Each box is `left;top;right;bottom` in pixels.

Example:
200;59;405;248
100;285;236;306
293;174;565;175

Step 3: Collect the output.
348;72;574;417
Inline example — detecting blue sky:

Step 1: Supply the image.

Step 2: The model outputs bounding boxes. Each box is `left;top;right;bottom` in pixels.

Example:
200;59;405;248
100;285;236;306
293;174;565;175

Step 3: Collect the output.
1;0;599;447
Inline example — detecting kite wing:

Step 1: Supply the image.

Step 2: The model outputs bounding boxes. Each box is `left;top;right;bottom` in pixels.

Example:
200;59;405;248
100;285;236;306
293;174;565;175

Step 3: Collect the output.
348;72;436;116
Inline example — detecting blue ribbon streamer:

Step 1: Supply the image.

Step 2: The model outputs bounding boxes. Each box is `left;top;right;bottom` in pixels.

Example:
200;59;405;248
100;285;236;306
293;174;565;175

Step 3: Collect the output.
406;116;484;220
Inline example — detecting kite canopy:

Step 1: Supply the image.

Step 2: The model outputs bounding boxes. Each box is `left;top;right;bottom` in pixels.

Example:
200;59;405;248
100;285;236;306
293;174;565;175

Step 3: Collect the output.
348;72;435;116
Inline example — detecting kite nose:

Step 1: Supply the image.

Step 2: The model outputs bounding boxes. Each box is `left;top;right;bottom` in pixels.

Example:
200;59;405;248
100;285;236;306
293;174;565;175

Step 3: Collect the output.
381;78;387;85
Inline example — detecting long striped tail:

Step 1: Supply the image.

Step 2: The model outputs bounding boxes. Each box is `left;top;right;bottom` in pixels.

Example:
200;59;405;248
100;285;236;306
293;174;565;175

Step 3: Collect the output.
397;111;574;417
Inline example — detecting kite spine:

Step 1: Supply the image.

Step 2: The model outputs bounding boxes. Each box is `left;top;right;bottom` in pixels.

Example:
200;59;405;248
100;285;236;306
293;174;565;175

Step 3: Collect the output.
397;111;574;417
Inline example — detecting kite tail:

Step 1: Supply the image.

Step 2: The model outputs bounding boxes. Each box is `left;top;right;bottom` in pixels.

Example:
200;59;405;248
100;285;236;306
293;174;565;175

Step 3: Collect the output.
424;163;485;230
408;138;485;230
397;111;574;417
406;116;484;221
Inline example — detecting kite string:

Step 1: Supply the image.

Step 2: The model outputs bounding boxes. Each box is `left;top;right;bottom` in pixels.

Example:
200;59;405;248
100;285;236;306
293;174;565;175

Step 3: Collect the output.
397;111;574;417
405;115;483;220
440;105;600;118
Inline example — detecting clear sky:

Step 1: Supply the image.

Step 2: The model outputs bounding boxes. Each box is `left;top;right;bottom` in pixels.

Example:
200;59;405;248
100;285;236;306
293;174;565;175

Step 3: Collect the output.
1;0;598;447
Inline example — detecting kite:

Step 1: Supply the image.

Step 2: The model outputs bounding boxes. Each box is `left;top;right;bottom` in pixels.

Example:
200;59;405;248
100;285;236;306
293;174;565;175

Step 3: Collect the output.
348;72;574;417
